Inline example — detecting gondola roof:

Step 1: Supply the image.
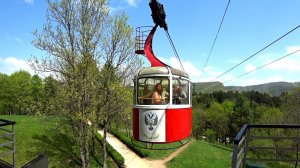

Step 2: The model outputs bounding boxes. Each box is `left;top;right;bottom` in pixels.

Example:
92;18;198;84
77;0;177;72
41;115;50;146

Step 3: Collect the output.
138;66;189;78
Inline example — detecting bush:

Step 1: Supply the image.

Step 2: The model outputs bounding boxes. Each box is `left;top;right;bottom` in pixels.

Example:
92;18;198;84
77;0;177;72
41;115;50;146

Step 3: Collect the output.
95;133;125;167
109;129;150;158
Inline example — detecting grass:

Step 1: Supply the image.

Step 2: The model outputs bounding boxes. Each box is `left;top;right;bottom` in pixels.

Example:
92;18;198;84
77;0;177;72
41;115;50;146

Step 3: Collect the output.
113;129;233;167
139;139;191;159
0;115;60;167
0;115;233;167
110;128;191;159
0;115;116;168
94;132;124;167
166;140;232;168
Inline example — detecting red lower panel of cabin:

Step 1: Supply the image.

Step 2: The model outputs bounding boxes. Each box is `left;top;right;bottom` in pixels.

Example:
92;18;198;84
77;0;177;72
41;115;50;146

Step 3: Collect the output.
132;107;192;143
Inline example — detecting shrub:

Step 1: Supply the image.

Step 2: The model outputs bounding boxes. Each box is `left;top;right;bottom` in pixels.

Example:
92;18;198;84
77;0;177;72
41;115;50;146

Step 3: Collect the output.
109;129;150;158
95;133;125;167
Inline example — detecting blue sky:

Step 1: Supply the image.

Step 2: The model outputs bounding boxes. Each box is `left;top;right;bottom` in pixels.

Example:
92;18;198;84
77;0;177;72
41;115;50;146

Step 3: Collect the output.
1;0;300;86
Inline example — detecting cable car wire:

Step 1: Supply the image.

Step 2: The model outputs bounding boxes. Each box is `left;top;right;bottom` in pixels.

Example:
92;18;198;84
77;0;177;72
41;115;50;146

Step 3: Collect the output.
201;0;231;77
165;30;185;72
200;23;300;92
201;48;300;92
224;49;300;84
210;23;300;82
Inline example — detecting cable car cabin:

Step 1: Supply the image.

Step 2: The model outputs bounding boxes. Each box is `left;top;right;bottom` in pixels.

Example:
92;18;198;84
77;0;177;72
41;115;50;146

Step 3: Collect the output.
133;66;192;143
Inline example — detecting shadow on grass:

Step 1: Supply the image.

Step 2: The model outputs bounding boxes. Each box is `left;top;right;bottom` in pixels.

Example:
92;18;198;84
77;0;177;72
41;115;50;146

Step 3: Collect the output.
26;117;119;168
207;142;233;152
29;124;82;168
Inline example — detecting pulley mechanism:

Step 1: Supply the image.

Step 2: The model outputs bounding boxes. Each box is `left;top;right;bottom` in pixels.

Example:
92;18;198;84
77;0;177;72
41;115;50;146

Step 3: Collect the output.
149;0;168;31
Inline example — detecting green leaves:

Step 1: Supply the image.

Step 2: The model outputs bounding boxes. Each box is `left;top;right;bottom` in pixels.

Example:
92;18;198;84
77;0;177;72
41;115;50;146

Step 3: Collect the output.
281;86;300;124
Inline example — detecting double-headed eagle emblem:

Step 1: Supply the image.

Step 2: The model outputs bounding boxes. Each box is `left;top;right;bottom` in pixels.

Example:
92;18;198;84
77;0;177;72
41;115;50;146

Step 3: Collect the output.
145;111;158;131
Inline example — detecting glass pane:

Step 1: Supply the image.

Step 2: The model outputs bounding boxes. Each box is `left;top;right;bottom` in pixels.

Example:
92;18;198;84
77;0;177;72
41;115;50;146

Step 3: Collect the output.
137;77;169;105
172;78;189;105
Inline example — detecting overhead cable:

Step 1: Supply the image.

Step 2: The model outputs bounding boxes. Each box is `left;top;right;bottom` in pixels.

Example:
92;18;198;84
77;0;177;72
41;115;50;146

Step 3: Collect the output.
201;49;300;92
201;0;231;76
165;30;185;72
211;23;300;82
224;49;300;84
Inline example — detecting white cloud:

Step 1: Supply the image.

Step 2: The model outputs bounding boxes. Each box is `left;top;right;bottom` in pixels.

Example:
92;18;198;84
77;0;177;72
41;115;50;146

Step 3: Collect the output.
264;46;300;72
24;0;34;5
245;64;256;73
265;58;300;72
123;0;139;7
201;66;221;79
235;76;285;86
157;56;202;80
169;57;202;78
0;57;34;75
287;45;300;55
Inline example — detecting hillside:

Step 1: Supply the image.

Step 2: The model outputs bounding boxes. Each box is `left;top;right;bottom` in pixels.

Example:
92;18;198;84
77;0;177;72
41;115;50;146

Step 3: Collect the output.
192;82;226;93
193;81;300;96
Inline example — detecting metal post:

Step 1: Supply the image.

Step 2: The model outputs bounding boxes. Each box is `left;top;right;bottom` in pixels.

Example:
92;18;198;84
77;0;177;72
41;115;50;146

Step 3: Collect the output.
231;144;239;168
296;128;299;168
242;127;250;167
12;124;16;168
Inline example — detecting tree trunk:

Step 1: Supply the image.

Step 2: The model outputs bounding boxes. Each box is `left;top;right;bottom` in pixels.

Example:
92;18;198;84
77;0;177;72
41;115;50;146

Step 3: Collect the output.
80;123;90;168
102;123;108;168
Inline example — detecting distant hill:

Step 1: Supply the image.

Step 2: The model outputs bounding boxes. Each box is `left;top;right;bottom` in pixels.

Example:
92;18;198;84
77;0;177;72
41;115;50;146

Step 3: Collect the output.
193;81;300;96
192;82;226;94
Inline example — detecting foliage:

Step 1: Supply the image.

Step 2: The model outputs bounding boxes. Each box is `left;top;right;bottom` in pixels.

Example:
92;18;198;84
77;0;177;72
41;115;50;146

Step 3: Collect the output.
193;82;225;94
109;129;150;158
192;89;289;146
194;81;298;97
109;128;186;159
257;106;284;124
192;104;206;140
0;73;9;113
0;71;45;115
42;76;61;115
246;128;298;168
205;102;230;141
281;86;300;124
94;132;125;167
30;0;141;167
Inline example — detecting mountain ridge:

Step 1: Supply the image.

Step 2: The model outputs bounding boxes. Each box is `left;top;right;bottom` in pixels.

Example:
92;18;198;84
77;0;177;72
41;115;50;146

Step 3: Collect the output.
193;81;300;96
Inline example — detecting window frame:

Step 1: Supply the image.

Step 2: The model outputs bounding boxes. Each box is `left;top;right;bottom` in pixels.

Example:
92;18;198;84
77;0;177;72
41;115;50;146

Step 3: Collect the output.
136;76;170;105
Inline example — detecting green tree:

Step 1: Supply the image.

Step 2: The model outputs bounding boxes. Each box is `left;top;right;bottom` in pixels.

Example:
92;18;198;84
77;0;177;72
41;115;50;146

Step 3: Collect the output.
212;91;227;103
205;102;229;141
192;104;206;139
257;106;284;124
95;14;141;167
0;71;46;115
229;95;253;138
7;71;33;115
31;0;141;167
0;73;9;114
281;86;300;124
42;76;60;115
31;74;44;114
31;0;109;167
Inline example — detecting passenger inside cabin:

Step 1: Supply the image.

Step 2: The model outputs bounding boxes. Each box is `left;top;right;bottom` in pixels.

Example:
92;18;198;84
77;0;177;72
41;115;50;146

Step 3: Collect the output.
138;82;169;105
142;85;152;105
152;83;163;105
151;83;169;105
172;85;186;104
